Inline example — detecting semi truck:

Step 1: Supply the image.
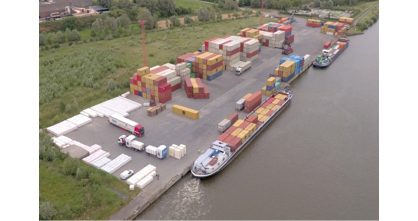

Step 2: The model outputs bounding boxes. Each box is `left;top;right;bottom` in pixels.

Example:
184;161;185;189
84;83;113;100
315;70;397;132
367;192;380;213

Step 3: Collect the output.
233;61;252;75
108;113;144;137
118;135;145;151
145;145;168;159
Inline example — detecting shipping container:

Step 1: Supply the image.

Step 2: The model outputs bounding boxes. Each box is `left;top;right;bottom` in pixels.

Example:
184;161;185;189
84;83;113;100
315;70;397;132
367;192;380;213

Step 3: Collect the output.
172;105;199;120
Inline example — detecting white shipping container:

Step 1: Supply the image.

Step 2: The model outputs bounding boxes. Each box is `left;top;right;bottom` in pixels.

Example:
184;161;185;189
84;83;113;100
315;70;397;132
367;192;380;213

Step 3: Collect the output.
236;98;245;110
175;62;187;71
218;119;231;132
101;154;132;174
131;140;145;151
174;148;181;159
47;120;78;136
91;157;111;168
157;69;176;80
80;111;90;117
168;76;181;87
82;149;107;164
83;108;98;117
67;114;92;128
146;145;157;155
162;63;176;70
129;185;135;190
179;144;187;155
150;65;161;71
137;175;153;189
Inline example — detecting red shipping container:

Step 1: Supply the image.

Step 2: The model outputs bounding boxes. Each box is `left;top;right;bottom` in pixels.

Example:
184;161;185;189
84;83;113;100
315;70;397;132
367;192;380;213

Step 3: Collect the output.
137;75;142;82
171;83;181;92
206;61;223;71
228;137;242;152
193;93;199;99
133;73;139;81
266;110;275;116
222;35;232;39
226;113;239;124
205;46;208;52
225;126;237;135
226;47;240;56
261;102;269;108
150;90;155;96
159;94;172;103
158;83;171;93
142;87;146;93
150;66;169;74
223;135;234;144
141;82;146;88
279;25;292;33
246;50;259;58
203;54;217;65
133;79;137;85
195;78;204;93
239;121;250;130
324;41;331;49
285;34;294;44
130;77;134;84
217;132;230;142
154;76;167;86
267;97;275;103
219;40;232;50
203;84;210;99
205;37;219;47
134;90;139;96
245;115;258;124
245;91;262;107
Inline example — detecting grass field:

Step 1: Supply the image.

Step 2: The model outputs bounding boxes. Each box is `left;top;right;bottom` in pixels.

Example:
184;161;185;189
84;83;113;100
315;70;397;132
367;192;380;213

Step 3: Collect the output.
39;133;141;220
39;16;277;128
174;0;213;11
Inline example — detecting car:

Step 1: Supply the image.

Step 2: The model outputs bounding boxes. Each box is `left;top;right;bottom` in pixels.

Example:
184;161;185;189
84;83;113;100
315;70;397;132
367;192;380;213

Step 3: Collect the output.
120;170;134;180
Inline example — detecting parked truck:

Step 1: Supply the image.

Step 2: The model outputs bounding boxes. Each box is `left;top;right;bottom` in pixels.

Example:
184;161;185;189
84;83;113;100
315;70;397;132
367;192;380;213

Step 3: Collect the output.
108;113;144;137
145;145;168;159
118;135;145;151
233;61;252;75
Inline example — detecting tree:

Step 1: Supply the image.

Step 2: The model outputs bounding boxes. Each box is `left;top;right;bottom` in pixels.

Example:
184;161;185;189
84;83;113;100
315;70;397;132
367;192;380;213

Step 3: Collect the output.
39;201;56;220
170;16;181;27
55;31;66;44
217;11;223;20
250;0;261;8
244;13;249;18
63;157;80;176
117;0;133;10
92;18;104;37
104;17;118;33
218;0;224;8
278;0;291;10
39;34;46;45
117;14;131;29
65;28;73;41
98;0;115;8
72;29;81;41
137;7;157;29
197;7;212;22
184;15;194;24
137;0;159;14
224;0;238;10
157;0;176;17
264;0;274;9
314;0;321;8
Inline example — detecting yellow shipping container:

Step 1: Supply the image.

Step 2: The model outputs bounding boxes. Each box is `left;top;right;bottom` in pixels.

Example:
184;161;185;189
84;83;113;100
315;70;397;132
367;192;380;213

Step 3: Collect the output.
207;66;223;76
231;128;243;137
266;103;274;110
238;130;250;143
271;105;280;111
255;107;264;114
258;114;265;121
130;87;135;94
243;93;252;99
137;66;150;76
266;77;276;86
272;99;279;104
190;78;199;93
260;109;269;116
196;52;214;64
207;54;223;66
261;86;267;95
233;119;244;127
245;123;256;134
172;104;200;120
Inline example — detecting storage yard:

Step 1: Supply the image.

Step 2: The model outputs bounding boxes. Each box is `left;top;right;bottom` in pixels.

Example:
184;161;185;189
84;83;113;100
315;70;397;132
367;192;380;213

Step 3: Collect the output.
46;17;335;219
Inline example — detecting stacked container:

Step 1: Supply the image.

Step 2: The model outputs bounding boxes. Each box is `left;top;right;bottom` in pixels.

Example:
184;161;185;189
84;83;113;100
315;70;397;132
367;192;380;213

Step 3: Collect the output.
278;25;292;37
235;93;252;111
251;93;288;124
280;57;302;77
216;119;257;152
217;112;239;133
276;60;296;82
204;37;220;52
321;21;344;36
183;77;210;99
129;66;173;103
238;28;262;40
168;144;187;159
338;17;353;26
303;54;311;71
306;19;321;27
261;77;276;96
191;52;224;81
244;91;262;113
259;30;285;48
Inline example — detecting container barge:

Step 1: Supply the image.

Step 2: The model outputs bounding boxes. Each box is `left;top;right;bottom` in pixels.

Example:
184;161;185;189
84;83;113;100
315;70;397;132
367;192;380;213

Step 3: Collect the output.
191;89;292;178
313;38;349;68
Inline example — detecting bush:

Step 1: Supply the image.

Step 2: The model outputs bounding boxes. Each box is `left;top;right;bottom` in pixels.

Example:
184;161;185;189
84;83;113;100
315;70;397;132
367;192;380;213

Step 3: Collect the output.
62;157;80;176
170;16;181;27
184;15;194;24
108;79;117;91
40;34;46;46
217;11;223;20
225;0;239;10
39;201;56;220
197;7;212;22
72;100;79;111
244;13;249;18
65;104;72;113
76;167;89;180
45;148;56;162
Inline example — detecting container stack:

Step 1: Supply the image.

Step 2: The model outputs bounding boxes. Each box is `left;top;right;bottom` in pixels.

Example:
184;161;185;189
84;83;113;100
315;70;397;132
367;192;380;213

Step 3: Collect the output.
129;66;173;103
276;60;296;82
339;17;353;26
278;25;292;37
220;40;241;71
183;77;210;99
303;54;311;71
240;38;260;62
252;94;288;124
280;56;303;77
217;112;239;133
259;30;285;48
216;119;257;152
321;21;340;35
261;77;277;96
238;28;262;40
235;93;252;111
127;164;156;189
168;144;186;159
147;103;167;117
191;52;224;81
161;63;183;92
82;149;110;164
174;62;191;88
101;154;132;174
244;91;262;113
306;19;321;27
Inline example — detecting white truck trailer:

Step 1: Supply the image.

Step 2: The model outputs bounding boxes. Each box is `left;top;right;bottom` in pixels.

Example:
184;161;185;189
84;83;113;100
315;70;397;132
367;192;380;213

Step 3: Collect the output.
108;113;144;137
118;135;145;151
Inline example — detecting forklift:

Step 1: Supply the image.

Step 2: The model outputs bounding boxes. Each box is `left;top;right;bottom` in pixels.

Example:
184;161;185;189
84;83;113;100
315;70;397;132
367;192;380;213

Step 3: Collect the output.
281;39;293;55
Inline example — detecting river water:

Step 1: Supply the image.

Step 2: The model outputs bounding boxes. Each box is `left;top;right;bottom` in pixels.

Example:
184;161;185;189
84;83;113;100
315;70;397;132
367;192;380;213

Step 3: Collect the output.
137;21;379;220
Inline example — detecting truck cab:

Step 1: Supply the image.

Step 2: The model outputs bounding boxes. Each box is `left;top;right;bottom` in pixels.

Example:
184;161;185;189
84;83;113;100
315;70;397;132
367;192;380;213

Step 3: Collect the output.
135;125;144;137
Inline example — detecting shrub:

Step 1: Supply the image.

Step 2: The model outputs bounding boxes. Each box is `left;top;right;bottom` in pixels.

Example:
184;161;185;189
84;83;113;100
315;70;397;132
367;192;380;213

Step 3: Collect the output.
65;104;72;113
197;7;212;22
244;13;249;18
217;11;223;20
40;34;46;46
108;79;117;91
76;167;89;180
170;16;181;27
39;201;56;220
45;148;56;161
62;157;80;176
72;100;79;111
184;15;194;24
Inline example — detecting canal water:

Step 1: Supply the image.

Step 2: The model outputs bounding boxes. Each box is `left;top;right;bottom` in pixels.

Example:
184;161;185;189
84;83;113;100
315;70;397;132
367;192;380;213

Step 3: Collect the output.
137;21;379;220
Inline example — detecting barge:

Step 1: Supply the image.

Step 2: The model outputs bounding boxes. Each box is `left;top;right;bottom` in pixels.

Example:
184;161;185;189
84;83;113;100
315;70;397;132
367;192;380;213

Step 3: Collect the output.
191;89;292;178
313;38;349;68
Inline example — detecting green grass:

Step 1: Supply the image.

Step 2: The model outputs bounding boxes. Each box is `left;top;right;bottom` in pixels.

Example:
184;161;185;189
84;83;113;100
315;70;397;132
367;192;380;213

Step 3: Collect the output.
39;16;276;128
174;0;213;11
39;131;141;220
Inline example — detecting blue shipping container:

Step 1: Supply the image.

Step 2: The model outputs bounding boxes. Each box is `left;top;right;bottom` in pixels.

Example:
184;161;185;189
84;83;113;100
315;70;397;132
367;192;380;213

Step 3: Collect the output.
138;91;143;97
328;25;336;29
266;85;275;91
188;58;196;63
285;31;292;37
280;57;301;74
198;49;202;52
282;72;296;82
207;71;222;81
146;88;150;94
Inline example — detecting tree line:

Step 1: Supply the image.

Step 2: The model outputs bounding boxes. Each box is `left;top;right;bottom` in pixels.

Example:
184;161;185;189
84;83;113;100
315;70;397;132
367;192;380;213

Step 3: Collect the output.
39;28;81;46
